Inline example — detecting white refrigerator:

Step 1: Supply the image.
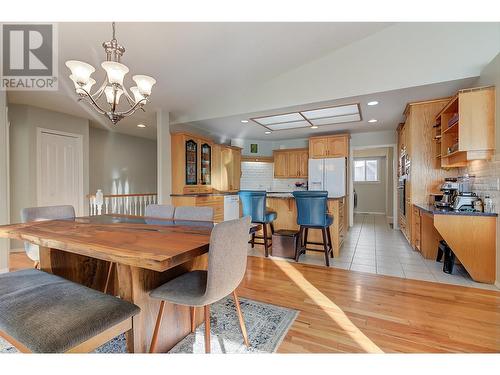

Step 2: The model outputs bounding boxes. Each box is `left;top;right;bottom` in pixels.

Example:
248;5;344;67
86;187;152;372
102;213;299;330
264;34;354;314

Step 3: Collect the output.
308;158;346;198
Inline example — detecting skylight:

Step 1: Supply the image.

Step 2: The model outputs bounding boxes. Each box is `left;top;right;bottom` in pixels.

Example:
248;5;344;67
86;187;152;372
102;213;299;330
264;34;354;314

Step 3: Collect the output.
251;103;361;132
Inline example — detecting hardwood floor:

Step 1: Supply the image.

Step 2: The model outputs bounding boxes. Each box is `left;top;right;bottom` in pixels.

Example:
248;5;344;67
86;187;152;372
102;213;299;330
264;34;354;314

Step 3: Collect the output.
9;252;500;353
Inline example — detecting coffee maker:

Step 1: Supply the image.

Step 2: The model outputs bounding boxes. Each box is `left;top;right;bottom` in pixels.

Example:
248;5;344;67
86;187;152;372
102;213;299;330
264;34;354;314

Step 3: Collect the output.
452;175;479;211
435;178;458;208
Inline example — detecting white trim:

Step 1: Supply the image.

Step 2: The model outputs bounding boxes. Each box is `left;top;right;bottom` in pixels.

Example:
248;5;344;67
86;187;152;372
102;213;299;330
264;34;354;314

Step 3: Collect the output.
495;281;500;290
351;143;398;230
9;248;24;253
0;268;8;274
36;127;84;216
354;211;386;215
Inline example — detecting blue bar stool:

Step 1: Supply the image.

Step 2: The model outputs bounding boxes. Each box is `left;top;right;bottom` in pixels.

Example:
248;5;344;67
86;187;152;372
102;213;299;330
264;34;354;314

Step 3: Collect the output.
293;191;333;266
238;190;277;257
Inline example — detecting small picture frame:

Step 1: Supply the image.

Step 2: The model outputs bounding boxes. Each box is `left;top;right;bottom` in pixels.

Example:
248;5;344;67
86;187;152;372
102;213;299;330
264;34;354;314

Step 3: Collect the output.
250;144;258;153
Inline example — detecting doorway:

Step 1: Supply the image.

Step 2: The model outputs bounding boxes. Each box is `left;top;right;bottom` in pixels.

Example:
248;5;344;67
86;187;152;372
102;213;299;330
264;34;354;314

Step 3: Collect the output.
37;128;84;215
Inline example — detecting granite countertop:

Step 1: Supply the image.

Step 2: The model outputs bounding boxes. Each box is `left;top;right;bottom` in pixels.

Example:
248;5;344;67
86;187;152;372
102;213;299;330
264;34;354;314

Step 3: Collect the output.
414;203;498;217
170;191;239;197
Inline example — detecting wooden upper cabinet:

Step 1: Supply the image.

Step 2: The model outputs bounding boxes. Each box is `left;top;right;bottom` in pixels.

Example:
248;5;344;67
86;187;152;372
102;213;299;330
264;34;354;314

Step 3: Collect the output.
309;134;349;158
273;151;289;178
212;145;241;192
273;148;308;178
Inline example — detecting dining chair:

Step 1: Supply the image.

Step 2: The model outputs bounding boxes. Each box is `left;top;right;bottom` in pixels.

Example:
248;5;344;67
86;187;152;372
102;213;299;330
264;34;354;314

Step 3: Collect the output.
293;191;334;266
144;204;175;219
238;190;277;257
148;216;252;353
20;205;75;269
173;206;214;222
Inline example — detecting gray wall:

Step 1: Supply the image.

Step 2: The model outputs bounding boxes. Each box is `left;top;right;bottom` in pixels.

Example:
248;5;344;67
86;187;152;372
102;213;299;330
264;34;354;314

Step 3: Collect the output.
89;126;157;195
354;155;387;214
8;104;90;249
0;92;8;270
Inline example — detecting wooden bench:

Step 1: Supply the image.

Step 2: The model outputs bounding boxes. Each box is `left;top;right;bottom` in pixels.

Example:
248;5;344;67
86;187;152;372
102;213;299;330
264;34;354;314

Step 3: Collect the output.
0;269;140;353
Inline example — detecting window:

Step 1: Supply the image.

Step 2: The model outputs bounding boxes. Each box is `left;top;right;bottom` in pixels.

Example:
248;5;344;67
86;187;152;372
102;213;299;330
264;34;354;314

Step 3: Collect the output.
354;159;379;182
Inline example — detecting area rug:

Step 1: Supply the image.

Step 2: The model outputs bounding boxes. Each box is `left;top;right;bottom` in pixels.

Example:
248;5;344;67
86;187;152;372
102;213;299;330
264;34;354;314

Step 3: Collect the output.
0;296;298;354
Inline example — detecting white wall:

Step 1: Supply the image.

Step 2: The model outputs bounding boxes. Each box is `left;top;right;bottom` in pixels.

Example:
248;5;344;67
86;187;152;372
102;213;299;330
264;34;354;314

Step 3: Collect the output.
89;126;157;195
8;104;90;250
0;92;9;272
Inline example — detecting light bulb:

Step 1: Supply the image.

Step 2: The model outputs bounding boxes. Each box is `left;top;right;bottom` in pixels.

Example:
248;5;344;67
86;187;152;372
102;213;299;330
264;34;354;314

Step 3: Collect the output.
132;75;156;96
104;86;123;105
101;61;129;86
65;60;95;85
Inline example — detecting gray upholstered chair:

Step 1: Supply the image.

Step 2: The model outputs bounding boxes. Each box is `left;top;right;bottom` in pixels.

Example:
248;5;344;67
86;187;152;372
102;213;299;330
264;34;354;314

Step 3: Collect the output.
173;206;214;222
145;204;175;219
149;216;252;353
20;205;75;268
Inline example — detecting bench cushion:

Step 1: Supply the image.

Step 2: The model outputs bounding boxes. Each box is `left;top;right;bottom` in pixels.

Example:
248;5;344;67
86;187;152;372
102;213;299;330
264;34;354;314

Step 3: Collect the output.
0;269;140;353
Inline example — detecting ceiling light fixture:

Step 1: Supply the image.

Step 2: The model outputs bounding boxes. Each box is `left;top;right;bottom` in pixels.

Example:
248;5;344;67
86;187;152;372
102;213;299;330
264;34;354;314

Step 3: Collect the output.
240;120;249;123
66;22;156;125
368;119;378;123
265;131;272;135
367;101;379;106
137;124;146;128
311;126;319;129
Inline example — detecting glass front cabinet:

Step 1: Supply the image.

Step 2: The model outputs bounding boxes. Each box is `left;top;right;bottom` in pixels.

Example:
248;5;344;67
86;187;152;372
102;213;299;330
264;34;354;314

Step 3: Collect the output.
172;133;213;194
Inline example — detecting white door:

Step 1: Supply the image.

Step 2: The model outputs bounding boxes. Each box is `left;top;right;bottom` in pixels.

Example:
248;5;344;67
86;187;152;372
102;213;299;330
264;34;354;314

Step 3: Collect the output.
37;129;83;215
308;159;324;191
324;157;346;198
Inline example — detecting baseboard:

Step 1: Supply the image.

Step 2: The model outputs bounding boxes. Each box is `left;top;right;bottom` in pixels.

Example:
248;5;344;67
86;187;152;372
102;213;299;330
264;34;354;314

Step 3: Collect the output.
354;211;385;215
495;281;500;290
0;268;8;274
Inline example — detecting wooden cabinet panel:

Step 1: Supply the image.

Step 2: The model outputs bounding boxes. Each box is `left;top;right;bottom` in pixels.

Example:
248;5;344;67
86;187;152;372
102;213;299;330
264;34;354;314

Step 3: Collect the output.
298;150;308;178
288;152;299;178
327;136;348;158
309;138;328;159
273;151;289;178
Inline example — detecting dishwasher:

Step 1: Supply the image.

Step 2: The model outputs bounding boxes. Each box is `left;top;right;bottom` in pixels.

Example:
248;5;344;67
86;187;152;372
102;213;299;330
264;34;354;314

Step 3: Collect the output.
223;195;240;221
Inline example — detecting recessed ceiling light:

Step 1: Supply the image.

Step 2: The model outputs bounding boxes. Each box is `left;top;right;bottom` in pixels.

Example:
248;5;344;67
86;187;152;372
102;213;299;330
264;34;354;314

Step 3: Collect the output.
241;120;249;123
265;131;272;135
367;101;379;106
311;126;319;129
368;119;378;123
137;124;146;128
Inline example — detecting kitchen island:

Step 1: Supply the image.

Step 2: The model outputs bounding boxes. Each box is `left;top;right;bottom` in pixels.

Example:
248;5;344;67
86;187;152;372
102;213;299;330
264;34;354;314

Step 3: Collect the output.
265;193;347;257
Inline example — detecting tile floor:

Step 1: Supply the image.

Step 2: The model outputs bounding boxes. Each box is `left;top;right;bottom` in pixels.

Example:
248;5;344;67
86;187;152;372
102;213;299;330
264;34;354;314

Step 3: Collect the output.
248;213;499;291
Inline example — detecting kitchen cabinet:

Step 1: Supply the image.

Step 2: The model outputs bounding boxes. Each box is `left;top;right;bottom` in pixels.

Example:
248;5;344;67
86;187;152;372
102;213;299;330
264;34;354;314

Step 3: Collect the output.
437;86;495;168
171;133;214;195
309;134;349;159
273;148;308;178
212;145;242;192
171;195;224;222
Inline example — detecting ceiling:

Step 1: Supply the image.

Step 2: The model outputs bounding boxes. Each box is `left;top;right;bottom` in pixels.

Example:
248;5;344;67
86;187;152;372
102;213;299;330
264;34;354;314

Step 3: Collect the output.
173;77;478;141
7;22;392;139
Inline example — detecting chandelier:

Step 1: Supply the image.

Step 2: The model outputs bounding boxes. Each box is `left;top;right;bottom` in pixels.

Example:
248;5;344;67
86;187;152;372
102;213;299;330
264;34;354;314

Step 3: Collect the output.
65;22;156;124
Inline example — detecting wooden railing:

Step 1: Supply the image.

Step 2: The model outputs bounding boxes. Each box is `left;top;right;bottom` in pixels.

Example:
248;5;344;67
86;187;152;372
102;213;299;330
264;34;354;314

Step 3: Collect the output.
87;193;158;216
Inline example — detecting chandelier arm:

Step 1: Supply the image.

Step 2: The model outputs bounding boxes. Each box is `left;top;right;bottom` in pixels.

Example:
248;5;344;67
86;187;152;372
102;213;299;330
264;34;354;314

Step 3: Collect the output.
90;77;109;102
77;87;108;115
115;98;148;117
120;85;136;107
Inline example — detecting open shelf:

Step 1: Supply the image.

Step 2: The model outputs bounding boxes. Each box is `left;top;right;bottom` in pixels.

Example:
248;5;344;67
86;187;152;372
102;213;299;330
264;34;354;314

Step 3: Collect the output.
442;121;458;135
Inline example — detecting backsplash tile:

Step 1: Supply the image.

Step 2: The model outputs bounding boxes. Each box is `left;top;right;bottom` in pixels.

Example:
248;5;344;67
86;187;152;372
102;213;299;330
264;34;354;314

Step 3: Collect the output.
240;162;307;192
460;156;500;213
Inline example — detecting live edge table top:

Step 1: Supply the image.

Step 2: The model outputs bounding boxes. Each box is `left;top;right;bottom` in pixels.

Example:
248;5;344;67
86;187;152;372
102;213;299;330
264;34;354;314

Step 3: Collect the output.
0;215;224;272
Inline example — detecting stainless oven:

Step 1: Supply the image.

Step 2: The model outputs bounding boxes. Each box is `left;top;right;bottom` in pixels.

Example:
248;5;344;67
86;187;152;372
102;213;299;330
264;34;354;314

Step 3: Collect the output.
398;176;407;216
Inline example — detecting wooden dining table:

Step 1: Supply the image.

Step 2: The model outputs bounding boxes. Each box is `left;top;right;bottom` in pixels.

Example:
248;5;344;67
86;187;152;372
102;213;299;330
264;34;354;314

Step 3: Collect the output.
0;214;257;353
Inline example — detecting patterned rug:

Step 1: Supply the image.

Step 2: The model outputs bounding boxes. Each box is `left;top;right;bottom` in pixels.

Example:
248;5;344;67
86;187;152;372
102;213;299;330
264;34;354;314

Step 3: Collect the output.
0;296;298;354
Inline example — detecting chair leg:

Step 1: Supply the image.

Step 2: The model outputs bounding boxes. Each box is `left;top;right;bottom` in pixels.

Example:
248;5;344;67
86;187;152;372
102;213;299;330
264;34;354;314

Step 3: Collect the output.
327;228;333;258
190;306;196;333
103;262;114;294
251;232;255;248
270;222;275;234
321;228;330;267
263;224;269;257
303;228;309;249
204;305;211;353
149;301;166;353
33;261;40;269
295;226;304;262
232;290;249;347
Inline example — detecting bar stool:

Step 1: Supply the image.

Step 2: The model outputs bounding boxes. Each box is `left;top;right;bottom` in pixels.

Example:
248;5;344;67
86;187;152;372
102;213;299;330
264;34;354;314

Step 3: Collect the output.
238;190;277;257
293;191;333;267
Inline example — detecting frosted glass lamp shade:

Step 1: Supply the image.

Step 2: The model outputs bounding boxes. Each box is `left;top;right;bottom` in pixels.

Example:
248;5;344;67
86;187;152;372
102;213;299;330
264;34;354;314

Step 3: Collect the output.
101;61;129;85
132;75;156;96
104;86;124;105
130;86;146;103
65;60;95;85
70;75;95;94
